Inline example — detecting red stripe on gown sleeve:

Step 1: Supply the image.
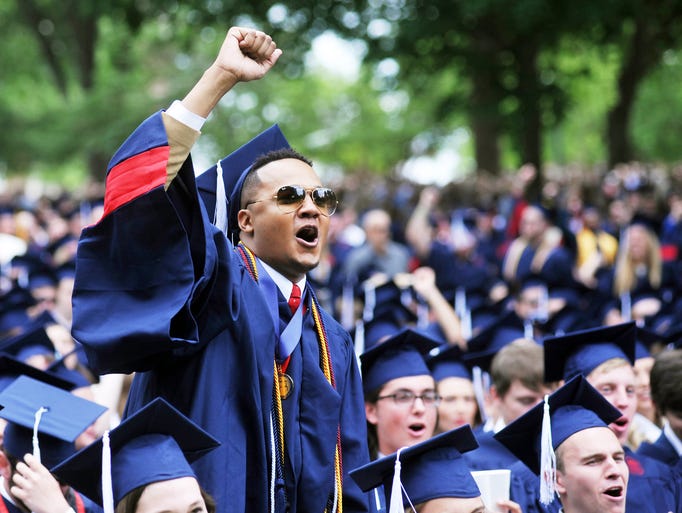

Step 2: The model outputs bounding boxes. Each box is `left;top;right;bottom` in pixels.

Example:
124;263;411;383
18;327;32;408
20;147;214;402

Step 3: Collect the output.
102;145;171;218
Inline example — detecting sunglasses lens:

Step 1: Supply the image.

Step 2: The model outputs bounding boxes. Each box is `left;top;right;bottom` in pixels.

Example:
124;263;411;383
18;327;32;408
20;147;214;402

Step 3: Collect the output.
274;186;337;215
313;188;338;215
276;186;306;206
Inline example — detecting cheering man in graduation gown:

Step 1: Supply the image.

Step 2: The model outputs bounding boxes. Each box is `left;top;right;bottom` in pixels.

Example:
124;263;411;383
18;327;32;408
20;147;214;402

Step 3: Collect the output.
70;27;370;513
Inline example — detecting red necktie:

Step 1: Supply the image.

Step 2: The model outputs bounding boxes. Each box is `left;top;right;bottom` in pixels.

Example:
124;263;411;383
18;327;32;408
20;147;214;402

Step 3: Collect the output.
288;283;301;314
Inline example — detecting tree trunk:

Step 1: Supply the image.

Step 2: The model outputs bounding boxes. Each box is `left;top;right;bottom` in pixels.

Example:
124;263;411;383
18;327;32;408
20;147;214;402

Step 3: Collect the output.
514;39;543;201
607;18;659;167
469;61;502;175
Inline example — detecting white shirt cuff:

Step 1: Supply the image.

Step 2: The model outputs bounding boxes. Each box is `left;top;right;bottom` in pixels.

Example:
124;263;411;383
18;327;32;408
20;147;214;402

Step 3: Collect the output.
165;100;206;131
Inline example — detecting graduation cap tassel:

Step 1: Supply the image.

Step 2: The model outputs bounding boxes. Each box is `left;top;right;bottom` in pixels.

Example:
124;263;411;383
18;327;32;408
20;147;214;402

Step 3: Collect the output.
471;366;488;423
539;394;557;506
214;160;229;236
354;319;365;361
388;447;407;513
102;430;115;513
32;406;48;463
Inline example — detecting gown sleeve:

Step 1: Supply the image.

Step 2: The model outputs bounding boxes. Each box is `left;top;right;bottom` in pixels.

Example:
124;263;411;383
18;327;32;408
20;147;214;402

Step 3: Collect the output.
71;111;221;374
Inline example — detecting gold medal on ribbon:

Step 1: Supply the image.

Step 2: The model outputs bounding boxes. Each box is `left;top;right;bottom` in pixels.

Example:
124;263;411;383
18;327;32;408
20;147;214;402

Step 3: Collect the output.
278;372;294;399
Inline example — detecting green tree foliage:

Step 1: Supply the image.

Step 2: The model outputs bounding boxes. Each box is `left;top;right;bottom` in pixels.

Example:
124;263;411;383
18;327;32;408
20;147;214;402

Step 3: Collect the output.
4;0;682;189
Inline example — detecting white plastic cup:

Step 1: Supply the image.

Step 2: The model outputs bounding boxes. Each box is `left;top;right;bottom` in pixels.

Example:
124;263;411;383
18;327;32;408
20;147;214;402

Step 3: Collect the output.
470;469;511;513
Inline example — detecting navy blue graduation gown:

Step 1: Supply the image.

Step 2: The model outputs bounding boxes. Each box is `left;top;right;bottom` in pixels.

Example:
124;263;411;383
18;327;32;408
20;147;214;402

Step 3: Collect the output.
508;460;560;513
463;428;518;471
624;446;680;513
71;112;370;513
637;432;680;467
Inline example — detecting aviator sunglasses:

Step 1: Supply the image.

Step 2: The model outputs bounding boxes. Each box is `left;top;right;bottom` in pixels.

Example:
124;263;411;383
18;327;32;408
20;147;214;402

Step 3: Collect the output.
246;185;338;216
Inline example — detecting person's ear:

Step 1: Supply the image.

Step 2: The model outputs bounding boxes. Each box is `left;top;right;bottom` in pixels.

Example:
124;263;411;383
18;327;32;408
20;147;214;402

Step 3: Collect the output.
238;208;254;235
365;402;379;426
555;469;567;496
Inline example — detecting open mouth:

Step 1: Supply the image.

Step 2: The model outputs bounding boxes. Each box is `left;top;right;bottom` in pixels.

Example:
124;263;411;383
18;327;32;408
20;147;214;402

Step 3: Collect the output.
613;417;628;428
603;486;624;498
296;225;319;246
408;422;426;435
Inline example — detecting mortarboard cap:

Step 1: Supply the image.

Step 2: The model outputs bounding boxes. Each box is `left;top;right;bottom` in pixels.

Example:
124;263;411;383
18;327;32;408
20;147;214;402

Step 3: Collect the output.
350;425;480;507
360;328;439;394
52;397;220;508
543;321;636;382
494;375;622;475
427;345;472;382
0;375;107;467
196;124;290;240
466;310;525;353
634;326;664;360
0;286;35;335
361;275;417;326
55;260;77;282
0;353;77;391
28;265;58;291
362;319;403;350
0;324;56;363
46;347;95;388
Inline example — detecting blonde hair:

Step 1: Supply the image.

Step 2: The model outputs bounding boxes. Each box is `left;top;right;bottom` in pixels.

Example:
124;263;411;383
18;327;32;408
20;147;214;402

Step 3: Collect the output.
613;224;661;296
589;357;631;377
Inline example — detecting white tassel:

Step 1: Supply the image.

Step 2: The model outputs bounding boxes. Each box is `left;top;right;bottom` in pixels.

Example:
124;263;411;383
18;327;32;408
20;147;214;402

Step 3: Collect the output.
214;161;228;235
354;320;365;361
362;283;376;322
32;407;48;463
539;395;557;505
102;431;115;513
388;447;407;513
341;283;355;330
472;366;488;424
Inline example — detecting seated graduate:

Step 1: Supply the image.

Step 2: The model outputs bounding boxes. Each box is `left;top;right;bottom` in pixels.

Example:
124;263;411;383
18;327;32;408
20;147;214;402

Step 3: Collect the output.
542;322;681;513
360;328;441;461
495;375;627;513
349;425;521;513
0;374;107;513
460;338;552;471
637;348;682;466
426;345;482;433
50;397;219;513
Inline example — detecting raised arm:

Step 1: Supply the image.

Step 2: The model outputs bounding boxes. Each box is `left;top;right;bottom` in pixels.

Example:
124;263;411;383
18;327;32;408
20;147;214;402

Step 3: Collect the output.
72;28;283;374
182;27;282;118
405;186;439;260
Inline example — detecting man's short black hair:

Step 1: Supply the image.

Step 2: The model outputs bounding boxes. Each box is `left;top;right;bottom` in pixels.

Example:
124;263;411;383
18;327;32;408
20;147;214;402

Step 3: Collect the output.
240;148;313;208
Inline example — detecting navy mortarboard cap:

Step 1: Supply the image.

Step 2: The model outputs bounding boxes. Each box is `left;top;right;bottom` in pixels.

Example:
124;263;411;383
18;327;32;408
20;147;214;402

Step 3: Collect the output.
427;344;472;382
0;353;77;391
0;325;56;362
350;425;480;508
0;375;106;467
196;124;290;240
28;265;58;290
360;328;439;394
47;347;95;388
55;260;77;282
634;326;664;360
363;319;402;350
543;321;636;382
52;397;220;509
494;375;621;476
0;286;35;334
466;310;525;353
361;275;417;326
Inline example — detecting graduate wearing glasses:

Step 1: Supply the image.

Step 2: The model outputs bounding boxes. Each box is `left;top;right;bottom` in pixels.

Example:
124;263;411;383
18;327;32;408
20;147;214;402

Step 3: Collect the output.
69;27;369;513
360;329;440;461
